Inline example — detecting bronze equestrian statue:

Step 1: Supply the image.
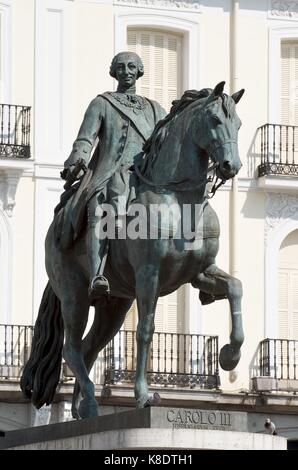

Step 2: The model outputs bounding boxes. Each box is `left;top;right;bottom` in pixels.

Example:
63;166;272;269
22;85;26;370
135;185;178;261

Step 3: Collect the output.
21;51;245;419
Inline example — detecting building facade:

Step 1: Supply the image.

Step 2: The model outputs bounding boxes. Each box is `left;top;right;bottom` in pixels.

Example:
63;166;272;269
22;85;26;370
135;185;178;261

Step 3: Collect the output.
0;0;298;447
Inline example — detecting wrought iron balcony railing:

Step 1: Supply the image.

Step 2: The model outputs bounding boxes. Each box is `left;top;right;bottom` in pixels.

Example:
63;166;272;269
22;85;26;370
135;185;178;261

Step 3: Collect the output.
103;330;220;390
0;325;220;392
258;338;298;381
0;324;34;380
258;123;298;177
252;338;298;392
0;104;31;159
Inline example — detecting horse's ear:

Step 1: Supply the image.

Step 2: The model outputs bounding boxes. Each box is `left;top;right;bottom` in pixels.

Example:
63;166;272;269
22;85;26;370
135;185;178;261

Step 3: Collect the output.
232;88;245;104
206;81;225;105
213;81;225;97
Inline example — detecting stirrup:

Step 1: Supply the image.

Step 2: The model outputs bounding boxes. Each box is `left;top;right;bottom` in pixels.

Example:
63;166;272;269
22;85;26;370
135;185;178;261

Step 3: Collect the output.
88;275;110;301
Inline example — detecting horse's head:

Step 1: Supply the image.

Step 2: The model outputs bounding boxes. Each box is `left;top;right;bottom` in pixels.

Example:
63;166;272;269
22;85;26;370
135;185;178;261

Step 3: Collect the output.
198;81;244;181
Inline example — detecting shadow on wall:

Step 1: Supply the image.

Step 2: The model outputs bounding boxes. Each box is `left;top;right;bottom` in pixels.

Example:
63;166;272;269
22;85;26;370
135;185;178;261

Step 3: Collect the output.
246;127;262;179
249;342;262;387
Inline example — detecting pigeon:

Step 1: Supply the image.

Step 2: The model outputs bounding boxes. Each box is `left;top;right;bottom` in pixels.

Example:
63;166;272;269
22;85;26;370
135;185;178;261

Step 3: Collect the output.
144;392;162;407
264;418;277;435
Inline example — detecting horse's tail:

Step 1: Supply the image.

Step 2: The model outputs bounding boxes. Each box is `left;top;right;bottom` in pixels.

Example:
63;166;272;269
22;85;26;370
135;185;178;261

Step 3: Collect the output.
20;282;64;409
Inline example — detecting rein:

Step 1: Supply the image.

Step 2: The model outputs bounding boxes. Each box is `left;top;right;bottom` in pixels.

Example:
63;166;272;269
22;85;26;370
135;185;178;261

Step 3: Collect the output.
134;161;225;197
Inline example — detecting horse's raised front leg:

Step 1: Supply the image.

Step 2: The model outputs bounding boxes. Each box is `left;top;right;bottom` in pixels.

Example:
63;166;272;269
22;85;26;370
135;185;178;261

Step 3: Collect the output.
193;264;244;371
135;266;159;408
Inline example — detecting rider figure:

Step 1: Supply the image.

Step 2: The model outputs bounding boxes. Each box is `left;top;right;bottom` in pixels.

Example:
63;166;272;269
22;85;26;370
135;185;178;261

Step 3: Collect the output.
62;52;166;302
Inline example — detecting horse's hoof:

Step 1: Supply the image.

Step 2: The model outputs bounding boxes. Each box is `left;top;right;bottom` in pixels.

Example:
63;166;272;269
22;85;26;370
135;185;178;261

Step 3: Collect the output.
136;392;161;408
136;395;150;409
219;344;241;371
78;398;98;419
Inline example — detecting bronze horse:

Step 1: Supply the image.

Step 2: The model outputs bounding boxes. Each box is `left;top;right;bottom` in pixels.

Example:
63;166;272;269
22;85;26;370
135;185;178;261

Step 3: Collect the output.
21;82;245;419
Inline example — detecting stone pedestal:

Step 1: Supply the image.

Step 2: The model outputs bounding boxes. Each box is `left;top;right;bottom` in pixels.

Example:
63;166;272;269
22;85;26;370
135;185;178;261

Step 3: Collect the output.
0;407;287;450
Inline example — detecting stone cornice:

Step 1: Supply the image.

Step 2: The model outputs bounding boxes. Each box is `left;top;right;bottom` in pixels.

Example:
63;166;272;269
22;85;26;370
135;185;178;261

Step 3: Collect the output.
270;1;298;20
114;0;201;12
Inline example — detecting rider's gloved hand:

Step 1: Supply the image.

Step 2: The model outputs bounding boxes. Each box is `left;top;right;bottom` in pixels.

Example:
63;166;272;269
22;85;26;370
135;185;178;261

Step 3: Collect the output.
61;162;86;181
60;165;75;181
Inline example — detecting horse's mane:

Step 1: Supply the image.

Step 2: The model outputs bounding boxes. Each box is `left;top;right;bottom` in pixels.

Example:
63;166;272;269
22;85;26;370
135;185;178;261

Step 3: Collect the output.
141;88;212;177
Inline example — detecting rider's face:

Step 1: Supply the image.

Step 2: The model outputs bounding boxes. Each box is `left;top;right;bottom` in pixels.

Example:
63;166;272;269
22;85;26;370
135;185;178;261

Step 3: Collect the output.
114;55;139;88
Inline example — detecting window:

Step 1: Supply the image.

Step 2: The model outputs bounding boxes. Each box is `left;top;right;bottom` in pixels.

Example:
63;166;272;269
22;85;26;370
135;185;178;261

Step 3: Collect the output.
281;41;298;126
127;29;183;112
278;230;298;340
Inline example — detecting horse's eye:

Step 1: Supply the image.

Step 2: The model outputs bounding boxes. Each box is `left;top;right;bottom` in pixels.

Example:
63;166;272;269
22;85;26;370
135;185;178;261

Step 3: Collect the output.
212;115;222;126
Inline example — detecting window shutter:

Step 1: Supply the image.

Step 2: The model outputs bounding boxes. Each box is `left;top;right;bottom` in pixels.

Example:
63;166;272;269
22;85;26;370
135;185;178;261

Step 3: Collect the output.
294;45;298;125
155;291;178;333
281;41;298;126
278;270;289;338
127;29;182;112
123;302;136;332
123;287;184;335
278;268;298;340
281;42;291;125
291;272;298;340
127;30;137;53
123;302;137;371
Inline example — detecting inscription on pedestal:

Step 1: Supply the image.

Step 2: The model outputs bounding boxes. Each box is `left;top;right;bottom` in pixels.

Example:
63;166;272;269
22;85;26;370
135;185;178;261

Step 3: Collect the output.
167;409;231;430
152;408;247;432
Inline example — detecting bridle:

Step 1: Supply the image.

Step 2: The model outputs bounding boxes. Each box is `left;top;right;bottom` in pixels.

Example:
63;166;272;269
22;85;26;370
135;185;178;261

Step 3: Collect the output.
206;138;237;155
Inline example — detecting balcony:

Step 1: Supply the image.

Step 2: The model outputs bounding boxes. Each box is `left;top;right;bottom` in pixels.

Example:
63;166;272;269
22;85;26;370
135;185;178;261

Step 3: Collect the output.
0;104;31;159
0;324;34;380
252;338;298;392
257;123;298;178
103;330;220;390
0;325;220;392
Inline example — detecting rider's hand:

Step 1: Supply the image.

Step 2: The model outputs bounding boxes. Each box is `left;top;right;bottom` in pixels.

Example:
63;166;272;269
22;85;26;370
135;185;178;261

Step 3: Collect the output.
60;164;75;181
61;159;87;188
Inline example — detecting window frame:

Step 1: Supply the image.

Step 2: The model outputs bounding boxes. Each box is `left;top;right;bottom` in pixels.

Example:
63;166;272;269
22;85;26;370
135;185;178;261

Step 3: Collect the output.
114;11;200;92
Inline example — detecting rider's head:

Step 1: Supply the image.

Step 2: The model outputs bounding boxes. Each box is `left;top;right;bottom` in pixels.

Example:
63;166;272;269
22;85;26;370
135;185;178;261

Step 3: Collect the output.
110;52;144;82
